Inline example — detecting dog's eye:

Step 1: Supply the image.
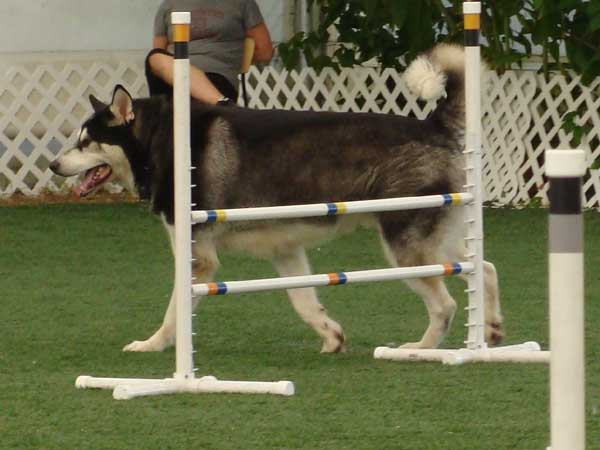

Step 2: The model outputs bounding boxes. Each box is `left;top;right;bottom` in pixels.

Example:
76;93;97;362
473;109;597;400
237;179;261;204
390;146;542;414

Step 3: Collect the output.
78;138;92;149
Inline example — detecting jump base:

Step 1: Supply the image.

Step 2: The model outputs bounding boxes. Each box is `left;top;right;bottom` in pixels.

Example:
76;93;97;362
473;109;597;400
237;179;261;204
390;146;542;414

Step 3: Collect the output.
374;342;550;365
76;375;294;400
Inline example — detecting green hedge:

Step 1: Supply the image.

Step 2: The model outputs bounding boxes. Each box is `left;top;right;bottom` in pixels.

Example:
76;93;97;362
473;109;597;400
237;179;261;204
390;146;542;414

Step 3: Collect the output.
279;0;600;83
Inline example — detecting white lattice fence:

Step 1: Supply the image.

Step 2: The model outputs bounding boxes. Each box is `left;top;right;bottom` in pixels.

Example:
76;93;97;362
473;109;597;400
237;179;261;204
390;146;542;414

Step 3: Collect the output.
1;51;599;209
524;74;600;208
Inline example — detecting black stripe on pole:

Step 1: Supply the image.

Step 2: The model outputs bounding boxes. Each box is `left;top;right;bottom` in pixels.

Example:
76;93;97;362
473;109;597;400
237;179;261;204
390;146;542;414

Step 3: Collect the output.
174;42;189;60
548;178;582;214
464;30;480;47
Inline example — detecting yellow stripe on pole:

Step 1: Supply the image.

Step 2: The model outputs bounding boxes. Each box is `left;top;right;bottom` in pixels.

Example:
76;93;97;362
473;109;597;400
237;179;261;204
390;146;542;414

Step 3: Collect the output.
335;202;347;214
173;24;190;42
216;210;227;222
464;14;481;31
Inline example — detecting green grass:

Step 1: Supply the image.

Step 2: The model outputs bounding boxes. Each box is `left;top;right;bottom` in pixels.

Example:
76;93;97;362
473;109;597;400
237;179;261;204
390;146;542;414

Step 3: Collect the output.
1;203;599;450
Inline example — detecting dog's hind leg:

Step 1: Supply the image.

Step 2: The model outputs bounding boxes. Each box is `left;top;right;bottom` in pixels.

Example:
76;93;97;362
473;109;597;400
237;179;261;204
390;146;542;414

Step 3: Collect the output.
379;226;456;349
271;247;346;353
399;277;457;348
123;224;219;352
458;260;504;345
444;237;504;346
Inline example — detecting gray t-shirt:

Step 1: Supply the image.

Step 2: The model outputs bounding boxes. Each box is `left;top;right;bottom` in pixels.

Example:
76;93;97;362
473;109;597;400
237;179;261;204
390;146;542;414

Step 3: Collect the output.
154;0;265;88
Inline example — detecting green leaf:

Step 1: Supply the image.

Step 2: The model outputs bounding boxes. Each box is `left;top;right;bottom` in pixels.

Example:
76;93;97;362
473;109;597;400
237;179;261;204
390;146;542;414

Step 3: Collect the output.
559;0;579;12
572;127;583;147
589;9;600;32
335;47;357;67
390;0;408;28
561;111;584;147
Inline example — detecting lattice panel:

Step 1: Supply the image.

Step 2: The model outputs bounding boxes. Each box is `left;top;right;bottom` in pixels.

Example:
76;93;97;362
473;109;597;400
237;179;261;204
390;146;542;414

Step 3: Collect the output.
1;53;598;209
482;71;537;205
245;66;435;118
524;73;600;208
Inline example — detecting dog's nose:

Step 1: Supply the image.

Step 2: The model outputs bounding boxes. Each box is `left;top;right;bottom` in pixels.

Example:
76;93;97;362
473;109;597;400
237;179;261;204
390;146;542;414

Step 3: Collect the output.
49;160;59;173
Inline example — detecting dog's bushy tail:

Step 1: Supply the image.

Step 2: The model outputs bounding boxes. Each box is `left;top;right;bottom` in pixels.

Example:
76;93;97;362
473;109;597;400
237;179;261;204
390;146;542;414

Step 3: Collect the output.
404;43;476;136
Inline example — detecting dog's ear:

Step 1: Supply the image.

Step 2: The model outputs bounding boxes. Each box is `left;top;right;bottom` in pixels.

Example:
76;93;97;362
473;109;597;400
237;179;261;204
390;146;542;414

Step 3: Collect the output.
109;85;135;125
89;94;107;113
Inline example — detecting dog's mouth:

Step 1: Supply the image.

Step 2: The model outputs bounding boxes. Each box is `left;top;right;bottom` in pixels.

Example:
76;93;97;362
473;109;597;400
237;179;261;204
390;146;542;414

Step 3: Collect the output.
73;164;112;197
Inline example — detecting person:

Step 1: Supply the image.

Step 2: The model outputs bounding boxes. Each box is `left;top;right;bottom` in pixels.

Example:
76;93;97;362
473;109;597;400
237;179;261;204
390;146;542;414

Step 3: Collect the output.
146;0;273;105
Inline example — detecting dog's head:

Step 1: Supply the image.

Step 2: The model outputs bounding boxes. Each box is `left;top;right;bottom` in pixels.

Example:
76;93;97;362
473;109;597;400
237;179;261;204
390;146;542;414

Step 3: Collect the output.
50;85;143;198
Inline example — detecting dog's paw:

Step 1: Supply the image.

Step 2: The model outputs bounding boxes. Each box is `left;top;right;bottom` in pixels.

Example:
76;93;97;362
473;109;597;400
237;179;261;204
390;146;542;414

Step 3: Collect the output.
122;339;166;352
486;321;504;346
320;331;347;353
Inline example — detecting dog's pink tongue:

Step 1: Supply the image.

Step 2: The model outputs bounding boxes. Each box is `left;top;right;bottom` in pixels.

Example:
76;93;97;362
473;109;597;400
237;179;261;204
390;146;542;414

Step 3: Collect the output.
72;169;97;197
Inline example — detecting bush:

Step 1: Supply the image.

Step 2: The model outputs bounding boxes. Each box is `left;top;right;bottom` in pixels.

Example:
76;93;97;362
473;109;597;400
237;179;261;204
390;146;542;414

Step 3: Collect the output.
279;0;600;82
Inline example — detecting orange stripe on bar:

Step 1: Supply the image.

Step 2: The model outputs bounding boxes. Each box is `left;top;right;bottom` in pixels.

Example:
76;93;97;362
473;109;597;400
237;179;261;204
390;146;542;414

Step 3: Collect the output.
207;283;219;295
443;264;455;276
464;14;481;30
173;24;190;42
327;273;341;285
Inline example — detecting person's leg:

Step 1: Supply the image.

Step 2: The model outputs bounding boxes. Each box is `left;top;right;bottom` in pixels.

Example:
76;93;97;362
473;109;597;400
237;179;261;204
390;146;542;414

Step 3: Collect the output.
206;73;238;104
146;49;226;104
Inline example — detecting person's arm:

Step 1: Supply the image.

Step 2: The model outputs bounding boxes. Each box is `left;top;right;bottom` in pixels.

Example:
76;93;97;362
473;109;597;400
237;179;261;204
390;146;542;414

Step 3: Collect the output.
245;23;273;63
153;35;169;50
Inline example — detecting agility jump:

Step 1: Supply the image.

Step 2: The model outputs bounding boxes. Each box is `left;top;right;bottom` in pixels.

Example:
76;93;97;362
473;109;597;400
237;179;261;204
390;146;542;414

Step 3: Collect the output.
74;11;586;442
75;3;540;400
75;12;295;399
187;2;544;366
74;9;478;397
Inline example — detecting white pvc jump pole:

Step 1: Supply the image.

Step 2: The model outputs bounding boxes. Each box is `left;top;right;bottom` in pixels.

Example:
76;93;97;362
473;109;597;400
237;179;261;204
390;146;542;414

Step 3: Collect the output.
546;149;586;450
374;1;548;365
74;12;294;399
462;1;486;351
172;11;195;385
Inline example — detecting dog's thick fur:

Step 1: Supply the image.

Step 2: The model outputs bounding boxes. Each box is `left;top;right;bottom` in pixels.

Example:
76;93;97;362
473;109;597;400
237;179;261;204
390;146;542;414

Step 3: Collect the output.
50;44;503;353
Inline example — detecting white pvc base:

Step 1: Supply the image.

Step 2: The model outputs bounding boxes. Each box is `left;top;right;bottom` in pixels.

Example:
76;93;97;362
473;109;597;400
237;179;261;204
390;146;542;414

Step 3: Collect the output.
76;375;294;400
374;341;549;365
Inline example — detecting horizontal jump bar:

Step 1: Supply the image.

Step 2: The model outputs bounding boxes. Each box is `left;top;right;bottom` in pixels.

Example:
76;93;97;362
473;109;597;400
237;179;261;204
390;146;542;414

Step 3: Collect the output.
192;262;474;297
191;193;473;224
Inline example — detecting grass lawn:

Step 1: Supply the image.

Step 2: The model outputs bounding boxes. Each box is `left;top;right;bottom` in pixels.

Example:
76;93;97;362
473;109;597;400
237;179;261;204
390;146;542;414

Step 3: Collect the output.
1;203;598;450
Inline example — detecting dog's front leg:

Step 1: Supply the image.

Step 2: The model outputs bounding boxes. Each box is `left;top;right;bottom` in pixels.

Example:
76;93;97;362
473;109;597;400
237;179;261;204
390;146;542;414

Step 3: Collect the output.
123;222;219;352
122;285;181;352
272;247;346;353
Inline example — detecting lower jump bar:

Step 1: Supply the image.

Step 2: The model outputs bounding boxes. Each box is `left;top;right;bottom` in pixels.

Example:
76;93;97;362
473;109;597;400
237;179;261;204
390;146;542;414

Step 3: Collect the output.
191;193;473;224
192;262;474;297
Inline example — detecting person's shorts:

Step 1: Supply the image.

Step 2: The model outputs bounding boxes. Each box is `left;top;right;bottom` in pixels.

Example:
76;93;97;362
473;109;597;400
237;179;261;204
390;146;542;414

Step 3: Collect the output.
145;48;238;101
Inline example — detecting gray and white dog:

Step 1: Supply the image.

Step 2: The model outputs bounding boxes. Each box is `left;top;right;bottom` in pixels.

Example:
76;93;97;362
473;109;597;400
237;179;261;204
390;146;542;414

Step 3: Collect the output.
50;44;503;354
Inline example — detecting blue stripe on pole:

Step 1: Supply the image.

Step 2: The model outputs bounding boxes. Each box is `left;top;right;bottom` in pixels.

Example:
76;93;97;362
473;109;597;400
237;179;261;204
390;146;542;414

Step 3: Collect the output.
451;263;462;275
337;273;348;284
216;282;228;295
326;203;338;215
206;211;218;223
443;194;453;205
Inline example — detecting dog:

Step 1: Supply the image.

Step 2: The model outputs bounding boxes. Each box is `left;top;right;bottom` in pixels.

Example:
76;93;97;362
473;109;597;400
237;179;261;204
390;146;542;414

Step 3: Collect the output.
50;44;503;354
